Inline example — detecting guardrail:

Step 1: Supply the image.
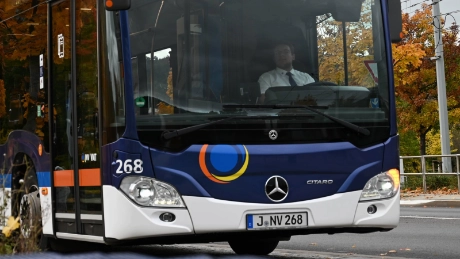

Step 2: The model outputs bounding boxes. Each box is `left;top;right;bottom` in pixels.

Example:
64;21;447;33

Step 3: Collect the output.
400;154;460;194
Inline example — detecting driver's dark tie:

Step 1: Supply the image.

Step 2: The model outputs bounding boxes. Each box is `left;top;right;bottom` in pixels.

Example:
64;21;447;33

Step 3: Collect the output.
286;72;297;86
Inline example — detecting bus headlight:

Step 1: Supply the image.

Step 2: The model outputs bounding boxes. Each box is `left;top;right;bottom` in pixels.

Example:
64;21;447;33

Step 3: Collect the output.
120;176;185;207
359;169;400;201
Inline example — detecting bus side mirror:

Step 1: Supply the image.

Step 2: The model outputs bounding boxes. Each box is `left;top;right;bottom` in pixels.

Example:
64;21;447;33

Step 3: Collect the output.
331;0;363;22
388;0;402;43
105;0;131;11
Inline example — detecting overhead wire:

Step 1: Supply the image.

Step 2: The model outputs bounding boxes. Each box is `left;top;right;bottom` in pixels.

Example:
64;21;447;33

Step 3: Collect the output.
401;0;458;56
402;0;433;11
436;9;460;25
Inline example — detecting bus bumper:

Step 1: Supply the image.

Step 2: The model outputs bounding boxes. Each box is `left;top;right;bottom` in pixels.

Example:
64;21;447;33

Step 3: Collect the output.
103;185;194;240
103;186;399;240
182;190;399;233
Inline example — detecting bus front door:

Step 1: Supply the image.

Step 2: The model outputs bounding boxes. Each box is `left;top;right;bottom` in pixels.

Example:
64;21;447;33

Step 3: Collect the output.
50;0;103;238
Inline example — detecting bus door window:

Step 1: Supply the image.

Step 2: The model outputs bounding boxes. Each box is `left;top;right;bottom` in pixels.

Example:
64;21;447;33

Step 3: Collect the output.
51;0;74;214
0;0;49;145
76;0;101;216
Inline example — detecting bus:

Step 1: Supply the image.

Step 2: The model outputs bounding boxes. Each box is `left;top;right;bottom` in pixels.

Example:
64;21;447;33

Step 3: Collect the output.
0;0;402;255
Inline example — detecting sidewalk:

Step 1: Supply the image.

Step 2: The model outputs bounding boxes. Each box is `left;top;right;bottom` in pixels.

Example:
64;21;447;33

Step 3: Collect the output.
400;193;460;207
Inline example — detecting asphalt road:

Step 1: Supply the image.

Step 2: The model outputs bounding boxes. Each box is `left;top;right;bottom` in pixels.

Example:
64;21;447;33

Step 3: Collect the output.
276;206;460;259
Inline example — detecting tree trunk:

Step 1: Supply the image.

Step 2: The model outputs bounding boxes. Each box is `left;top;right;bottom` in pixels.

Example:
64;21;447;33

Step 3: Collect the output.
418;125;432;156
419;129;428;156
419;132;426;156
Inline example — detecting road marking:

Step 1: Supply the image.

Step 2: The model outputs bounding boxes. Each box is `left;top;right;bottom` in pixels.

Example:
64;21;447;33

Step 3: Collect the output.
401;215;460;220
400;200;434;205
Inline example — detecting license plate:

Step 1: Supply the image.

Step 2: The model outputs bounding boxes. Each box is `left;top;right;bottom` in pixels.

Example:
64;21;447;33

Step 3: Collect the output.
247;213;308;230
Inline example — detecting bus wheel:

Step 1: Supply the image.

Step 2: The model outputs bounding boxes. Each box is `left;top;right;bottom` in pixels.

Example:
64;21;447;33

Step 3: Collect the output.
19;190;41;240
228;239;279;255
12;155;47;251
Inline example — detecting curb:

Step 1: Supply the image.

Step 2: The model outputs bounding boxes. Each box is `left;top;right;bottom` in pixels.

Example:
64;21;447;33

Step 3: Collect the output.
400;200;460;207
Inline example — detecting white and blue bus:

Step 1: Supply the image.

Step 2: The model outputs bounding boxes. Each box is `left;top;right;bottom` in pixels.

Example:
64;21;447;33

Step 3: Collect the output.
0;0;402;255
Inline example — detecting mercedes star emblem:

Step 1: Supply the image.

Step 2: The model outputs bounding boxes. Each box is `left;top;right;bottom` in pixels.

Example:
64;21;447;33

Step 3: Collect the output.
265;176;289;202
268;129;278;140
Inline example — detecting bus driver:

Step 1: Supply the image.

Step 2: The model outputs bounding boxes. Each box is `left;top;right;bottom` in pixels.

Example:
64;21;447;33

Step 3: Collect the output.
257;43;315;104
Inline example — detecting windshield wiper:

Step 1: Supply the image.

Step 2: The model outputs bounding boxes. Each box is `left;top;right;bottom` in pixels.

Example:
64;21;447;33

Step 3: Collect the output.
223;104;370;136
162;104;369;141
162;116;235;141
162;115;284;141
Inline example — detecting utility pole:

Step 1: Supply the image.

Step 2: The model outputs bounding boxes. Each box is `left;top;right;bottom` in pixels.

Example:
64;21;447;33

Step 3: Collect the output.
432;0;452;173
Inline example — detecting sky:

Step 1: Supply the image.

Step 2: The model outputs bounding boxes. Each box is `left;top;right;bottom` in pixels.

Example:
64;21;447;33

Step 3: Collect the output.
402;0;460;27
439;0;460;26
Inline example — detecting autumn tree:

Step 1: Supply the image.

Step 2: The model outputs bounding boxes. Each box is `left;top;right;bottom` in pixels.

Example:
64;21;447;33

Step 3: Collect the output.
393;4;460;155
317;0;375;87
0;0;97;142
0;0;48;138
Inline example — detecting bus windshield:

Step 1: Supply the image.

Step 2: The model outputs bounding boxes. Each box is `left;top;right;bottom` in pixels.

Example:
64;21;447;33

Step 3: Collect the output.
120;0;389;150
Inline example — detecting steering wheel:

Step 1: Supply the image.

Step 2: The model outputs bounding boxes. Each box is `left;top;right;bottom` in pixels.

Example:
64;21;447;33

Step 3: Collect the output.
304;81;338;87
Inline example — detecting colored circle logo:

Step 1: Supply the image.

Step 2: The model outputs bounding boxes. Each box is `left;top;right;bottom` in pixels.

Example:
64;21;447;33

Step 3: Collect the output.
199;144;249;184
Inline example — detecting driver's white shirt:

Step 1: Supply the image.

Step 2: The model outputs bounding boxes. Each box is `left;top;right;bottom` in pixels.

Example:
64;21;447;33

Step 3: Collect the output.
258;67;315;94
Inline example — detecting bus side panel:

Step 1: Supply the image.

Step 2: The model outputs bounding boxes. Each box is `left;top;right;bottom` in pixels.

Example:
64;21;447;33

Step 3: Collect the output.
101;138;155;187
382;135;400;172
0;142;11;228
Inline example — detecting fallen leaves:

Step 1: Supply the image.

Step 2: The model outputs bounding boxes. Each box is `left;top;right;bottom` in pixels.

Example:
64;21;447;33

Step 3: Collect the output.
380;248;411;256
401;187;459;197
400;248;412;251
2;216;20;237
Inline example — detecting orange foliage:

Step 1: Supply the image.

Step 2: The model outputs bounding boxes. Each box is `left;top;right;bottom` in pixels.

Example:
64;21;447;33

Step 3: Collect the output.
157;102;174;114
393;4;460;155
317;2;374;86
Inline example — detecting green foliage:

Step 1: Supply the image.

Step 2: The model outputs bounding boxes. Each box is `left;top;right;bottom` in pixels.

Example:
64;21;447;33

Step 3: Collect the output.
426;130;457;155
403;175;459;191
0;234;16;254
399;131;420;156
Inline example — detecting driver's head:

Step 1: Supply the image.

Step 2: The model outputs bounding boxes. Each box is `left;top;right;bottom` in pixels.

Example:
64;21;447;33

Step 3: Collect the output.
273;43;295;71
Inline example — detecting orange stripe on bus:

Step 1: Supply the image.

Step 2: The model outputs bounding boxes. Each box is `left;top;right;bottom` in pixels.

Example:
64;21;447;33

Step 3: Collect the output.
53;169;101;187
54;170;74;187
79;168;101;186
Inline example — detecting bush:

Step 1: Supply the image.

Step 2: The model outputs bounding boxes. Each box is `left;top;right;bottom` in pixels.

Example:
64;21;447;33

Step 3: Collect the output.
402;174;459;191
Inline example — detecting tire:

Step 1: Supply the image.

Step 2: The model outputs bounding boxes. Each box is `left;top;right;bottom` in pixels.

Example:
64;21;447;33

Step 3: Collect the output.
19;191;42;240
12;156;48;251
228;239;279;255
